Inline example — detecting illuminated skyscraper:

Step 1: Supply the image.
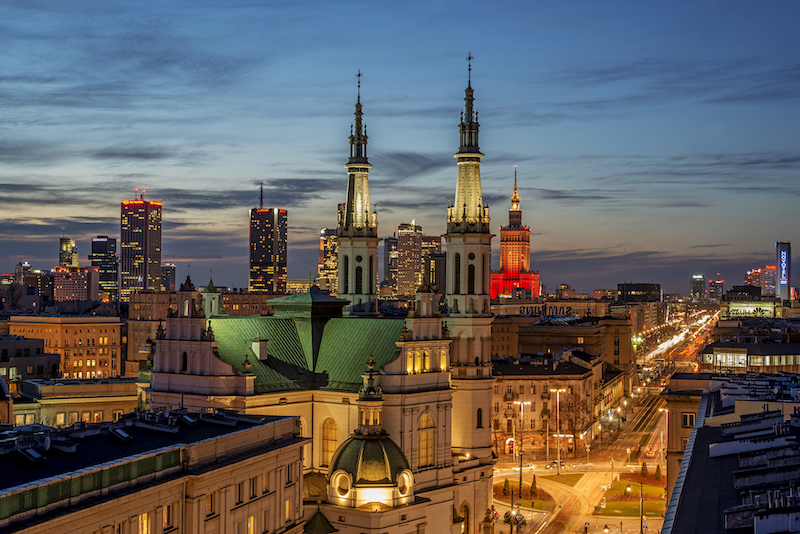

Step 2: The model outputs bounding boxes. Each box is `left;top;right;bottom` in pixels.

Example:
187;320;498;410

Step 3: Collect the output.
249;185;288;293
690;273;705;302
120;193;162;301
708;275;724;302
90;236;118;301
383;235;398;293
421;235;442;287
59;237;79;267
776;241;791;301
337;73;379;315
396;222;422;296
490;166;540;299
317;227;338;294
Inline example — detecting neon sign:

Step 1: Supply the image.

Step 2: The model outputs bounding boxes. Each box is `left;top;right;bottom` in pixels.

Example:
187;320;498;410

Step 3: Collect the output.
780;250;788;285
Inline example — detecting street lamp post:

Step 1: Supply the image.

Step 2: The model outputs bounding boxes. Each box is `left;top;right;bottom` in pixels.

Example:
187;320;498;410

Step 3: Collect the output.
623;399;628;421
513;400;531;493
627;482;644;534
617;407;621;431
603;523;623;534
550;388;566;475
659;407;669;474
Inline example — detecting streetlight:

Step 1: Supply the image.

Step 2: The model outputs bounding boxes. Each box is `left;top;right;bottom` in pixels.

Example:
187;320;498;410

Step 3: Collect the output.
550;388;566;475
623;399;628;421
603;523;623;534
616;407;621;431
513;400;531;493
659;407;668;474
626;482;644;534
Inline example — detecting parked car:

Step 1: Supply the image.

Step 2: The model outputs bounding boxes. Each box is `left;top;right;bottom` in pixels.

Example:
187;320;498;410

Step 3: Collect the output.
523;463;535;470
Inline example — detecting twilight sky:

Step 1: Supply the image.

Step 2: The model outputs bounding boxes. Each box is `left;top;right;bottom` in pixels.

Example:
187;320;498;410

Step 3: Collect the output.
1;0;799;295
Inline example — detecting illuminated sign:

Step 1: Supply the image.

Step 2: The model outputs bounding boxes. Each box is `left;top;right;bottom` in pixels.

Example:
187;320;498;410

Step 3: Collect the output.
780;250;789;285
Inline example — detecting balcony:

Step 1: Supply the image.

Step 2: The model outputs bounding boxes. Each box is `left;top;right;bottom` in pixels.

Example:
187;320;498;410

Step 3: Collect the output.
503;392;519;402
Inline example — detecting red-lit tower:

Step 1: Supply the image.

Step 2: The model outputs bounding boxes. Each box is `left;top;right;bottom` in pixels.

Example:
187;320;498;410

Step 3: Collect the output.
490;167;540;298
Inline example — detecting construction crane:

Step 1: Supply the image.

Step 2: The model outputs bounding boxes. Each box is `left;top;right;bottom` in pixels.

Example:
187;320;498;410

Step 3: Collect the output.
162;255;222;260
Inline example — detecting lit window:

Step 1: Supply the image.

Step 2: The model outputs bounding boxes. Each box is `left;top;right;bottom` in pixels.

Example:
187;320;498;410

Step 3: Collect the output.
138;512;149;534
205;493;214;515
322;418;338;467
418;413;435;467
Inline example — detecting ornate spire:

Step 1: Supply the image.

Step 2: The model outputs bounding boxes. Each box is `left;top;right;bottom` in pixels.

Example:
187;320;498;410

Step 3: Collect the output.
509;166;522;227
259;180;263;209
459;53;480;154
349;70;368;164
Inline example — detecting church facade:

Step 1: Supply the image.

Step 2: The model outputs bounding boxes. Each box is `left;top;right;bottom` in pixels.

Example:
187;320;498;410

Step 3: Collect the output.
146;67;496;534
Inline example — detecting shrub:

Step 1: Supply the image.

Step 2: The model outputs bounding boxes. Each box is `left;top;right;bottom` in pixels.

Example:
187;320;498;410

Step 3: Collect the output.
641;462;649;477
503;477;510;495
530;475;538;496
655;464;662;480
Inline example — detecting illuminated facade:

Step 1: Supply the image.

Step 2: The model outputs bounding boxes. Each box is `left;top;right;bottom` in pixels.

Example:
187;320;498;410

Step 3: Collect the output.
249;199;288;293
337;75;379;315
383;235;398;293
161;262;176;291
53;265;99;302
708;276;724;302
776;241;791;301
396;222;422;296
59;237;79;267
317;227;338;294
490;167;540;299
120;196;162;301
89;235;118;300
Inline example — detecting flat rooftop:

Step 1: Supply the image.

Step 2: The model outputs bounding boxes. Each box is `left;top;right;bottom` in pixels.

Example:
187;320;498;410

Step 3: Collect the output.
0;412;288;492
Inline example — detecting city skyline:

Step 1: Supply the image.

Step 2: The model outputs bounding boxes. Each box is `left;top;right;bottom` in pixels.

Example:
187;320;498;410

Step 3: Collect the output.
1;1;799;295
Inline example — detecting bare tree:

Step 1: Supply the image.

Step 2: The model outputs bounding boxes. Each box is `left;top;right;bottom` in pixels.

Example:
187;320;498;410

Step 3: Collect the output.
2;282;25;310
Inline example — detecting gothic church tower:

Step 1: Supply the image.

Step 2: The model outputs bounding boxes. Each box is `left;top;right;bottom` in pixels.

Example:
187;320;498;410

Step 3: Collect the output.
444;58;494;464
337;73;379;315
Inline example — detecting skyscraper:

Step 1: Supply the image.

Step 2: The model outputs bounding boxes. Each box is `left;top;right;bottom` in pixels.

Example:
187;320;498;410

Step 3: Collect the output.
120;193;162;301
708;275;724;302
690;273;705;302
383;235;398;293
396;222;422;296
420;235;442;287
318;227;338;295
59;237;79;267
490;166;540;299
90;236;118;301
337;72;379;315
777;241;791;301
249;185;288;293
161;263;176;292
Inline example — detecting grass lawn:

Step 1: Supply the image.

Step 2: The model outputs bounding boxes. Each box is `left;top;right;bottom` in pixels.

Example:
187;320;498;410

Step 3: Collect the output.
595;501;664;517
493;481;556;512
540;473;584;487
605;480;664;500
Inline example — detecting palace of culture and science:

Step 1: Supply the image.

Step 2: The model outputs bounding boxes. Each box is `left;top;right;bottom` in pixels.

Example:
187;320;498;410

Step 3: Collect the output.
144;65;496;534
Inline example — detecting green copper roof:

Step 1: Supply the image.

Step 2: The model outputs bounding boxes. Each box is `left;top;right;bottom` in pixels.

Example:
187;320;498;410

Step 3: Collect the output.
209;315;405;394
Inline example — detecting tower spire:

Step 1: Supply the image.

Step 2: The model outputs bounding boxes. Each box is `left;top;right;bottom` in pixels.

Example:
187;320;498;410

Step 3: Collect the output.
349;70;368;164
259;180;263;209
459;54;479;154
511;165;520;203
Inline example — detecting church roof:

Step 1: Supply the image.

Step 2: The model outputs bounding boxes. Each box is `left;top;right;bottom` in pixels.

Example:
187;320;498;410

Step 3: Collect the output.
209;315;405;394
304;510;339;534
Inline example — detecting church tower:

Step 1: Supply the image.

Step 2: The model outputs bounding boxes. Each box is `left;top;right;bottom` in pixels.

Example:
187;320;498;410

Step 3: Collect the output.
444;57;494;464
337;72;379;315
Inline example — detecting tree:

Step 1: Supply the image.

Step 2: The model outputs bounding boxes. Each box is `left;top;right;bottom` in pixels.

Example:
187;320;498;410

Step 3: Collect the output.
503;477;510;495
655;464;662;480
1;282;24;310
530;475;537;496
641;462;649;477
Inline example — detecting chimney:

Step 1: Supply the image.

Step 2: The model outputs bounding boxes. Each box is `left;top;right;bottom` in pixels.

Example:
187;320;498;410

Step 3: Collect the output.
251;339;269;361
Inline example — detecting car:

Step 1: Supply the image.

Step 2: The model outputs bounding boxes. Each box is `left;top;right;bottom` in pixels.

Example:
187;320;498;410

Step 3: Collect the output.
523;463;535;469
545;461;566;469
512;466;521;471
493;468;500;475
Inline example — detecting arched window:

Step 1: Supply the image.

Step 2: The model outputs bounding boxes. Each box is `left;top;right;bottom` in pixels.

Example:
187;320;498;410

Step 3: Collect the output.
460;504;470;534
467;264;475;295
453;254;461;294
483;253;489;294
322;418;338;467
343;256;349;294
417;413;435;467
422;352;429;372
477;408;483;429
181;352;188;372
355;266;363;294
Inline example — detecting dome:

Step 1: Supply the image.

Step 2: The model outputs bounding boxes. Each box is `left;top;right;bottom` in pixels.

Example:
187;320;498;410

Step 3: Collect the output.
327;432;414;509
329;433;409;485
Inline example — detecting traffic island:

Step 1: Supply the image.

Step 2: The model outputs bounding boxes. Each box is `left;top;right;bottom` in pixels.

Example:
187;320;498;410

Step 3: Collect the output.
493;478;556;512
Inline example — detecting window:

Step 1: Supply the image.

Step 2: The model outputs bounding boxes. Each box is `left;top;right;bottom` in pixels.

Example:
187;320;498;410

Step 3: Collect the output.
56;413;66;426
181;352;188;372
94;411;103;423
247;515;255;534
322;418;338;467
494;385;499;394
681;437;689;451
531;385;536;394
162;504;172;528
263;472;270;493
237;481;245;503
138;512;150;534
467;264;475;295
453;253;461;294
519;385;524;394
69;412;78;424
81;412;90;423
476;408;483;429
418;413;435;467
355;266;363;294
682;413;695;428
577;337;584;344
284;497;294;523
343;255;349;294
250;476;258;498
205;493;214;515
286;463;294;485
494;403;499;412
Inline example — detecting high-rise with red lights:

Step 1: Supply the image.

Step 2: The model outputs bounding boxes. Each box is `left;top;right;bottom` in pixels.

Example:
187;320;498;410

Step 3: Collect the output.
120;193;162;301
490;167;539;299
249;185;287;293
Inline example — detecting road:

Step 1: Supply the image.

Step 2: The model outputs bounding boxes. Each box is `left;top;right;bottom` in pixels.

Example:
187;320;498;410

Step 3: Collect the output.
494;394;668;534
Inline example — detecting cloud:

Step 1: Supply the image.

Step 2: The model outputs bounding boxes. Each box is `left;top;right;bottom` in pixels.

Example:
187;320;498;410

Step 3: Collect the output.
371;152;451;182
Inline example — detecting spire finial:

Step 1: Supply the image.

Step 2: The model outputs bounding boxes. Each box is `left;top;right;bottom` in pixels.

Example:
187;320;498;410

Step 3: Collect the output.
357;69;361;102
514;165;517;192
467;52;473;86
259;179;263;209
